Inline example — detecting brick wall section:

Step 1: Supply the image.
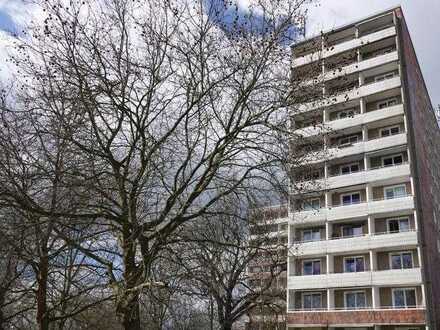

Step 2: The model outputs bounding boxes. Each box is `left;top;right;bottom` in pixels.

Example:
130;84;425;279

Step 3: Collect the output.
395;8;440;329
286;309;426;325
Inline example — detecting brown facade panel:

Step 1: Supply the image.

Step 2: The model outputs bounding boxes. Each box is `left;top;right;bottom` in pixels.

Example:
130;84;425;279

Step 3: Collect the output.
286;309;426;325
396;7;440;328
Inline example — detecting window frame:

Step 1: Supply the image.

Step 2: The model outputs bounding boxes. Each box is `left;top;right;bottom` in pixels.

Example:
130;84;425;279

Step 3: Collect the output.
392;287;417;308
301;292;322;310
374;71;396;82
389;251;414;270
377;97;398;110
338;135;359;146
344;290;367;310
384;184;407;200
343;256;366;273
381;153;404;167
337;108;357;120
340;191;362;206
302;228;321;242
341;224;364;238
387;217;410;233
302;198;321;211
380;125;401;138
302;259;322;276
340;162;360;175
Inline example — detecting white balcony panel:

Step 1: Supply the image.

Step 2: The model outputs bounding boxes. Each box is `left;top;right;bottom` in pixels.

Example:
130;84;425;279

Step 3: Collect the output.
291;163;410;193
292;231;419;256
372;268;422;286
328;104;404;134
297;133;407;166
294;105;404;138
326;163;410;190
290;209;327;225
323;51;399;82
327;202;368;221
327;195;414;221
302;51;399;87
292;26;397;68
328;133;407;161
288;268;422;290
297;77;402;114
290;195;414;225
367;195;415;217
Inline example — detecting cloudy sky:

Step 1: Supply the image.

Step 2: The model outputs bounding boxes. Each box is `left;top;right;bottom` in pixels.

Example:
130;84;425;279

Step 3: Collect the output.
306;0;440;107
0;0;438;105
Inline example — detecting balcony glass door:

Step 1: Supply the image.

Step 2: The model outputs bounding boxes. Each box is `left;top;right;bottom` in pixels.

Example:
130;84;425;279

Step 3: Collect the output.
382;154;403;167
341;192;361;205
393;288;416;308
391;252;413;269
384;185;407;199
303;293;322;310
345;291;366;309
342;225;363;238
303;229;321;242
340;163;360;175
344;256;365;272
387;218;410;233
303;260;321;275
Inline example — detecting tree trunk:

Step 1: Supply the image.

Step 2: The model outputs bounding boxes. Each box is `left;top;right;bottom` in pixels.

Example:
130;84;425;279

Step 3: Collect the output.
118;229;141;330
221;323;232;330
121;298;141;330
36;255;49;330
0;288;5;330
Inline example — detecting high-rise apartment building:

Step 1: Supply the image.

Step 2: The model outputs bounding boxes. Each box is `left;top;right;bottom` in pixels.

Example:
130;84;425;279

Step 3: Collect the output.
251;6;440;330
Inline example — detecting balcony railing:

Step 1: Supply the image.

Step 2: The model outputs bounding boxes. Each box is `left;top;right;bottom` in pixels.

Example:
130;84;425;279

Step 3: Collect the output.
288;305;425;312
290;228;417;245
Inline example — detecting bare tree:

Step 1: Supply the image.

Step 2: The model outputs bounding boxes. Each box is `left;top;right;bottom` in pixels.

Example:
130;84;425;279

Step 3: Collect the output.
165;194;287;330
0;0;319;329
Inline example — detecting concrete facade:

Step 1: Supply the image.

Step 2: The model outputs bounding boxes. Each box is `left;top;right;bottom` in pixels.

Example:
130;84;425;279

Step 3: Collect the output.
248;7;440;330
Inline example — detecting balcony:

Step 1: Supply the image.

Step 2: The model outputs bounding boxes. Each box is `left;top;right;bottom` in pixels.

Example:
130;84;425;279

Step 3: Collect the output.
327;162;410;189
287;268;422;290
328;132;407;161
290;195;415;225
297;76;401;114
292;230;418;256
293;104;404;138
293;162;410;193
286;308;426;326
308;51;399;86
298;132;407;166
292;26;397;68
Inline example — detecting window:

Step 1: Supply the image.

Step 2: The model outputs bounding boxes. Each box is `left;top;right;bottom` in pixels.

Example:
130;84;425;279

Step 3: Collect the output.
337;109;356;119
374;72;395;82
342;225;363;238
392;288;417;308
387;218;410;233
380;125;400;137
344;256;365;273
382;154;403;167
303;260;321;275
302;228;321;242
340;163;360;175
344;291;367;309
302;293;322;310
377;98;398;110
303;170;321;181
303;198;321;211
339;135;359;146
341;192;361;205
384;185;407;199
390;252;413;269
